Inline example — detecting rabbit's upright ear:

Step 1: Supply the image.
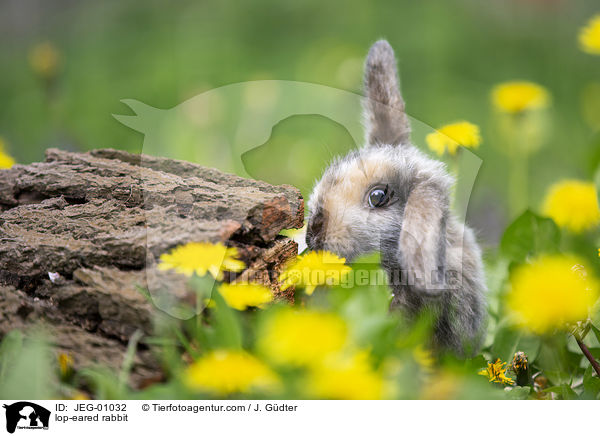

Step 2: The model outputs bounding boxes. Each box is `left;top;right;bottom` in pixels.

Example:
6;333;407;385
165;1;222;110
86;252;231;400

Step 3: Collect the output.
363;40;411;147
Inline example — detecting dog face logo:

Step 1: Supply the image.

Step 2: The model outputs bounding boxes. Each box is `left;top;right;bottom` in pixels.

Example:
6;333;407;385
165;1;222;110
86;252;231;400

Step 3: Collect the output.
2;402;50;433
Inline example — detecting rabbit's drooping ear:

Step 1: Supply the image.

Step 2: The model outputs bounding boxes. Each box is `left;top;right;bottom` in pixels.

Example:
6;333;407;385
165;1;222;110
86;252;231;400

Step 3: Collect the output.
363;40;411;147
398;181;449;293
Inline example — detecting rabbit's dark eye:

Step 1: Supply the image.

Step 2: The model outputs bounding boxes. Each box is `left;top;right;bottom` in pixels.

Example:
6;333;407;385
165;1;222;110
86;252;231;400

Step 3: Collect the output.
368;185;391;208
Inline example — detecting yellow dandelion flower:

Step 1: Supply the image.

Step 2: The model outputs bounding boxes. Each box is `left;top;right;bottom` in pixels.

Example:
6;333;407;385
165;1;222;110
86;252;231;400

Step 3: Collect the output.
29;41;60;79
218;282;273;311
579;15;600;55
478;359;513;385
542;180;600;233
258;309;347;366
58;353;74;376
307;352;385;400
507;254;599;334
158;242;245;280
279;250;351;295
491;81;550;114
426;121;481;156
0;138;16;169
184;350;279;395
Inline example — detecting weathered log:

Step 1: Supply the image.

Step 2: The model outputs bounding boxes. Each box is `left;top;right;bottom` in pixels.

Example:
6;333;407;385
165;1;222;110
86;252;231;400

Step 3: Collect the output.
0;148;304;387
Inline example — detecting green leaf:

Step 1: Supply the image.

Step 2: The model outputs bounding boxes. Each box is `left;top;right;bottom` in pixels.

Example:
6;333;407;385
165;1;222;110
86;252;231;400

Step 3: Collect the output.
119;329;144;389
134;285;153;304
516;335;541;363
211;289;243;349
588;348;600;360
189;274;219;312
494;329;540;364
504;386;531;400
542;384;578;400
0;330;24;384
350;251;381;266
173;327;200;359
78;366;127;400
591;324;600;344
491;323;520;362
583;366;600;399
0;333;55;399
536;336;575;386
500;210;561;263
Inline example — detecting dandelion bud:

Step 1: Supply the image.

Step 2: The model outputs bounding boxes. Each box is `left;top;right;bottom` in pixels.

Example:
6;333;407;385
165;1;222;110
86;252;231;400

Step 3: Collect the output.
512;351;530;386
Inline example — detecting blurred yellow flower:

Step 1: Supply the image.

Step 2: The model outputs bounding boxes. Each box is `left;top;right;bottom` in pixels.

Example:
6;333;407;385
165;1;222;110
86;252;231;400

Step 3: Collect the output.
0;138;15;169
307;352;385;400
579;15;600;55
279;250;351;295
184;350;279;395
478;359;513;385
491;81;549;113
413;345;435;374
218;282;273;311
58;353;74;376
158;242;245;280
420;371;460;399
258;309;347;366
426;121;481;156
29;41;61;79
542;180;600;233
507;255;599;334
67;392;90;400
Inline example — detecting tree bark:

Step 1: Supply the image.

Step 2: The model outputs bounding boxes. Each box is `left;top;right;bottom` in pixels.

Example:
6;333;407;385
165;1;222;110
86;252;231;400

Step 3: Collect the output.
0;148;304;387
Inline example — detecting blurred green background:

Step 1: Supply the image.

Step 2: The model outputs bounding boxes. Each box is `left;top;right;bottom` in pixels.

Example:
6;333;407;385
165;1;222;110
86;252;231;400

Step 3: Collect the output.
1;0;599;246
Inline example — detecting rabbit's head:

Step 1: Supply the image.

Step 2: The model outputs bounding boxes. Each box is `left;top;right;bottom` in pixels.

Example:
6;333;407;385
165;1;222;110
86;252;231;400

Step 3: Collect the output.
306;40;453;267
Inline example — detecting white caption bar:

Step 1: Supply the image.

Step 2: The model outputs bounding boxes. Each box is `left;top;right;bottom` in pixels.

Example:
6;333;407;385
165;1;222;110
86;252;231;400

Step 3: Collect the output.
0;400;592;435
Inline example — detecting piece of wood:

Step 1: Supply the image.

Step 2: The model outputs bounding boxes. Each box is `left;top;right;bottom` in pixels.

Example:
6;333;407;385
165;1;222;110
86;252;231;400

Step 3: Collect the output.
0;148;304;387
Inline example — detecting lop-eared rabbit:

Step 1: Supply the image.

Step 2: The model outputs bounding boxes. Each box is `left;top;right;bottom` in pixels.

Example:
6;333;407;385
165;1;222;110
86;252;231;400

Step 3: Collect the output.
305;40;486;354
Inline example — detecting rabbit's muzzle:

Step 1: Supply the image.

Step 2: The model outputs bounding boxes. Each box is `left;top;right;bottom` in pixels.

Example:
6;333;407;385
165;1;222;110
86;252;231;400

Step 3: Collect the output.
305;208;369;261
305;208;326;251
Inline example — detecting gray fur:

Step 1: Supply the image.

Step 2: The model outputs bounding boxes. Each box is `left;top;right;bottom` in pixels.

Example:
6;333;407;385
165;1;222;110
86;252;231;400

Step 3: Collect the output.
363;40;411;147
306;40;487;355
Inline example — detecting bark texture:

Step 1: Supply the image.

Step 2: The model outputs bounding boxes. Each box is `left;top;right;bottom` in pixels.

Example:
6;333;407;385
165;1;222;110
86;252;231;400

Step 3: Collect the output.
0;148;304;387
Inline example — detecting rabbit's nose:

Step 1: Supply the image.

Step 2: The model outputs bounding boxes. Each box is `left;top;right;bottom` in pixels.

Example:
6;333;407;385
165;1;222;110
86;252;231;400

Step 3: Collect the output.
306;209;326;250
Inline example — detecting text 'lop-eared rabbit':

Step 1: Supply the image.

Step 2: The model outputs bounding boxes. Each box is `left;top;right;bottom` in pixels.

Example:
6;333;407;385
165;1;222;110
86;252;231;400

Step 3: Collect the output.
305;40;487;354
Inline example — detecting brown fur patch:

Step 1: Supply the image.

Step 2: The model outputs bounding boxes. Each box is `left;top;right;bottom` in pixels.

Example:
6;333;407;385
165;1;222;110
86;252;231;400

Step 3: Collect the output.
324;156;394;213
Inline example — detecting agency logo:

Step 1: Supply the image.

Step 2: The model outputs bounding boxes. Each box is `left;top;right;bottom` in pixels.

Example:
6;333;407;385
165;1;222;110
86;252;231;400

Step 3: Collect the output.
113;80;483;319
2;402;50;434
